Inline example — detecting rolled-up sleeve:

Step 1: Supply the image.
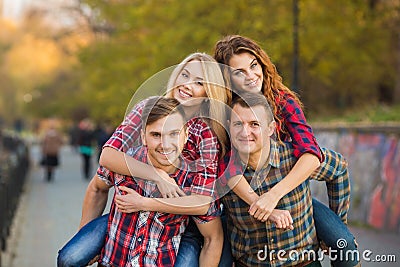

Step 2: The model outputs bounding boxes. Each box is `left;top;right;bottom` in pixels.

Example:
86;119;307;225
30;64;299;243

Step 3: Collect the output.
280;96;323;162
96;99;147;178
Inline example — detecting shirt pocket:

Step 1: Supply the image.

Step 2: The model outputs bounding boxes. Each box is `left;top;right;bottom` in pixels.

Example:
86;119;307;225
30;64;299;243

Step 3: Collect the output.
155;212;186;226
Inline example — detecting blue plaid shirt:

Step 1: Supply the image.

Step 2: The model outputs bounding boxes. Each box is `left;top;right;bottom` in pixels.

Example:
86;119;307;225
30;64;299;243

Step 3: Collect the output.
222;140;319;266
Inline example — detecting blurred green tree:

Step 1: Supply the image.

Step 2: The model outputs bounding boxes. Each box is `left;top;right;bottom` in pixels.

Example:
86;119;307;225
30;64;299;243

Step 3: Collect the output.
1;0;399;125
76;0;400;121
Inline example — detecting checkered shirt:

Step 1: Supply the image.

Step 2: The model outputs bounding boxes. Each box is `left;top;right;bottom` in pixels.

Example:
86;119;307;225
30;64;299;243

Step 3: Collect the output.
222;140;319;266
99;146;218;267
277;94;323;162
309;148;351;223
218;146;351;225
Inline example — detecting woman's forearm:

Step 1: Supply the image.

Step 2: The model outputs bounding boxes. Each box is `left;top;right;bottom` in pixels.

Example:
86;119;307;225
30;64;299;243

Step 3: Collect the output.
142;195;212;215
269;153;320;199
228;175;259;205
99;147;160;182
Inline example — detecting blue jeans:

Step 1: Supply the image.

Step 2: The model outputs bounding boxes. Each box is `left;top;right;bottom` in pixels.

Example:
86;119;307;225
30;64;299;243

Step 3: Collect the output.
312;198;359;267
57;214;232;267
57;200;359;267
57;214;108;267
174;219;202;267
174;214;233;267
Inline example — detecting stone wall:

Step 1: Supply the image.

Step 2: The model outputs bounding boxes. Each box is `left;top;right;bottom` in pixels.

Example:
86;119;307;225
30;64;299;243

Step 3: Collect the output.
310;123;400;233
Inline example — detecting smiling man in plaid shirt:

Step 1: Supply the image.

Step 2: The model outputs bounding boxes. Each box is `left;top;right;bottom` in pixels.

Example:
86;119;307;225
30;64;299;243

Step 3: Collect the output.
219;92;323;267
215;91;359;267
80;97;219;267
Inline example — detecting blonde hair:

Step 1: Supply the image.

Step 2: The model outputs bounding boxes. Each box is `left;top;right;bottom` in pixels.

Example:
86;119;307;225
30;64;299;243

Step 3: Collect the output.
165;52;231;157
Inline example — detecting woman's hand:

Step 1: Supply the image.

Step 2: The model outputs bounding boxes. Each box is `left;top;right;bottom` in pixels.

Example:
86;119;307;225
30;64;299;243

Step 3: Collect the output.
248;190;280;222
154;168;185;198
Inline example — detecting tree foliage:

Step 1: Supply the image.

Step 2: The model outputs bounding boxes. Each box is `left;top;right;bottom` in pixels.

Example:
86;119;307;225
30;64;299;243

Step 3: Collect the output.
1;0;399;126
0;6;91;125
74;0;400;122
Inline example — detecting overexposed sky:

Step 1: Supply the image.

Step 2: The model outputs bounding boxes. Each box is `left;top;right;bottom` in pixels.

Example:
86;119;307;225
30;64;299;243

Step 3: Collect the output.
2;0;72;22
2;0;25;21
2;0;77;27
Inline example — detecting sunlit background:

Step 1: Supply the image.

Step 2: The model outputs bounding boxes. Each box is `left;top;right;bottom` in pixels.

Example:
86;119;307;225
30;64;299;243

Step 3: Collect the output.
1;0;400;130
0;0;399;266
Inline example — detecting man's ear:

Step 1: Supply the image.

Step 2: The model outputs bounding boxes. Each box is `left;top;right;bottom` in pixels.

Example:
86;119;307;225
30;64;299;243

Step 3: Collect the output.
267;121;276;137
140;129;146;146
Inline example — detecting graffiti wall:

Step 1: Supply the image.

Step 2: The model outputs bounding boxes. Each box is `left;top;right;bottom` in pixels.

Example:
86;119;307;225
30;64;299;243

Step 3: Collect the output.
311;127;400;233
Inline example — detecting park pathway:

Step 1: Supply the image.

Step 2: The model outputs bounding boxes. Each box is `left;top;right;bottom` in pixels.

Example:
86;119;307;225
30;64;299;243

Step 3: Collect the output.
2;144;110;267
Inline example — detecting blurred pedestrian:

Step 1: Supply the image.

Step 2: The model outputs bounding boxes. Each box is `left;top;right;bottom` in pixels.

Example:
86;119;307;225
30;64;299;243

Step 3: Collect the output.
40;119;63;182
77;118;95;180
14;118;24;133
68;122;80;153
94;122;113;161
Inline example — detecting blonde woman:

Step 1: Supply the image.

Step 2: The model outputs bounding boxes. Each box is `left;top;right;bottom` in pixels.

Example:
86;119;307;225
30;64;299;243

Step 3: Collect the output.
58;53;231;267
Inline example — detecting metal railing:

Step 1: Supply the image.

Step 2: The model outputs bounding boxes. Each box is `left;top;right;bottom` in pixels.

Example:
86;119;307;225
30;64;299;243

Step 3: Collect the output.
0;133;30;258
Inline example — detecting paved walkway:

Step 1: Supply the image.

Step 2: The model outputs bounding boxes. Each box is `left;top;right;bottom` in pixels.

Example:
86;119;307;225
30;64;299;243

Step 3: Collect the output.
1;145;400;266
1;144;110;267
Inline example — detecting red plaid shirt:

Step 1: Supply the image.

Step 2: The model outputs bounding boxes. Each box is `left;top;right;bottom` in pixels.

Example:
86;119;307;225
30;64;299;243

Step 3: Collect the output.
99;146;218;267
97;98;221;266
276;93;324;162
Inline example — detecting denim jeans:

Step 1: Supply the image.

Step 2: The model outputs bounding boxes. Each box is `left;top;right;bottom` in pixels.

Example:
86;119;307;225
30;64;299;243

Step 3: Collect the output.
57;200;358;267
57;214;108;267
58;213;233;267
174;219;202;267
312;198;359;267
175;214;233;267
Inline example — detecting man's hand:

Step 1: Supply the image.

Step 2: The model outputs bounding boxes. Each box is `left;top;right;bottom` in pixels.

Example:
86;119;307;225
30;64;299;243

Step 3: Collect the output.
268;209;294;230
115;186;143;213
248;190;280;222
154;168;186;198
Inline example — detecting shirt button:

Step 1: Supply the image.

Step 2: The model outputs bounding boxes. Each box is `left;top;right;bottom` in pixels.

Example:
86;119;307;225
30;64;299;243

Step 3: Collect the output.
138;237;142;242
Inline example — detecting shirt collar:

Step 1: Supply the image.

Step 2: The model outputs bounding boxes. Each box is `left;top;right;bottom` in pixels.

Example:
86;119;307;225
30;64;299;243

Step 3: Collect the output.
269;139;280;169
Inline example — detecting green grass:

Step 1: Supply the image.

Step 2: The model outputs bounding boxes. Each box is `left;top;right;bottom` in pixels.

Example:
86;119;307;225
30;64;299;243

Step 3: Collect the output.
310;104;400;123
